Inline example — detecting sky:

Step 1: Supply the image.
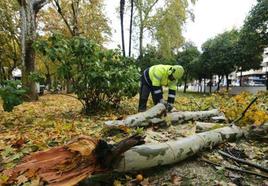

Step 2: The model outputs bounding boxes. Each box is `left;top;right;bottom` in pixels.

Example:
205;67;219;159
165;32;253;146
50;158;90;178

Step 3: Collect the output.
103;0;257;51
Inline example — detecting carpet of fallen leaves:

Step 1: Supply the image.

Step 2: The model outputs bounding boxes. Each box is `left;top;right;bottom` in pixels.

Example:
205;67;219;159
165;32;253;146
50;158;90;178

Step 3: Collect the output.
0;91;267;185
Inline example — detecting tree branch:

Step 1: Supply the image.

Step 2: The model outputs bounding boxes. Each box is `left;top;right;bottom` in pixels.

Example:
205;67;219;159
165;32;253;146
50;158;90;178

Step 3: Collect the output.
17;0;26;6
70;0;80;35
218;150;268;173
201;158;268;179
33;0;48;14
53;0;75;36
232;97;258;124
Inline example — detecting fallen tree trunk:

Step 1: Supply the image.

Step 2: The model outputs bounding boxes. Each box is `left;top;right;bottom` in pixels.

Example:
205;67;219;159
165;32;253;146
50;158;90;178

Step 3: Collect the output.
169;109;221;125
196;121;225;132
105;103;166;127
4;124;266;185
105;104;221;127
114;125;244;171
3;135;145;186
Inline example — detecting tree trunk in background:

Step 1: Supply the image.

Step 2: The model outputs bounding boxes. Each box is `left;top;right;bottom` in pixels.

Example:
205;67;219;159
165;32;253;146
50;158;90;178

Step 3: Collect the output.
18;0;47;101
203;78;206;93
20;1;37;101
120;0;126;57
183;73;188;93
226;74;229;91
217;75;222;91
139;24;144;58
128;0;134;57
199;78;202;93
266;72;268;90
240;70;243;86
209;77;212;93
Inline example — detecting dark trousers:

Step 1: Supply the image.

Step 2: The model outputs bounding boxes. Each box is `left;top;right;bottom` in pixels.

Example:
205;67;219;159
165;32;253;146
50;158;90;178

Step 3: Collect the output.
138;75;160;112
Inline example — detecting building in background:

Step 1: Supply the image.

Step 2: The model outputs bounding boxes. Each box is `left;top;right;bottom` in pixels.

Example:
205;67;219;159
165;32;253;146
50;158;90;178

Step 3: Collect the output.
236;48;268;87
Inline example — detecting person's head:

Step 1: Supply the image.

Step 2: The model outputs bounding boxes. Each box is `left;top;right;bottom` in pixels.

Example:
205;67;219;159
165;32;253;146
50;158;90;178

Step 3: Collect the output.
168;65;184;81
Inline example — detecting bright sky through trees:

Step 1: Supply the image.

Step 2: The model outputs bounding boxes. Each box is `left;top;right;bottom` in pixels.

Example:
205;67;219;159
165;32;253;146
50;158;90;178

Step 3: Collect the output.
104;0;257;50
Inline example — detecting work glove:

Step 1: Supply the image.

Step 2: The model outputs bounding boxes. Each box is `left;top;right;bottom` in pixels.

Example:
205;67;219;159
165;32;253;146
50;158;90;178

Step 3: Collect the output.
160;99;173;112
166;103;173;112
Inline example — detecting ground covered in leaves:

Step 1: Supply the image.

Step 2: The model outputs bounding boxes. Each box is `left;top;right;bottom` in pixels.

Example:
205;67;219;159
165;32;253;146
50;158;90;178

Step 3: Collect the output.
0;91;267;185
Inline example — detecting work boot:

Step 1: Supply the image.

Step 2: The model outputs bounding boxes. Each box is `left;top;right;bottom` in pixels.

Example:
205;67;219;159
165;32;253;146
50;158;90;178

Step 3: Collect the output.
138;99;148;112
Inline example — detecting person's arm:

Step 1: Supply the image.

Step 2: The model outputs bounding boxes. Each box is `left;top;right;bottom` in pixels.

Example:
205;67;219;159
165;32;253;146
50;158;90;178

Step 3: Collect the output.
167;82;177;111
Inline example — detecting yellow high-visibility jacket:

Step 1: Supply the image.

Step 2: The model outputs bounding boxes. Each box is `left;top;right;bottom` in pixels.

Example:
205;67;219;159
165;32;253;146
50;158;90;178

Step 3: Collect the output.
149;64;184;90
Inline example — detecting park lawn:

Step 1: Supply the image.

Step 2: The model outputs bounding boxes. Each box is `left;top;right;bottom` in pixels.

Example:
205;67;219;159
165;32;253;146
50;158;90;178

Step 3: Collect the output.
0;91;267;185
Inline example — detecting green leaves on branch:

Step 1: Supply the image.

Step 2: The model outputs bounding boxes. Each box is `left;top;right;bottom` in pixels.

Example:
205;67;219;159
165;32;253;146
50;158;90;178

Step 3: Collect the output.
0;80;26;112
34;34;140;114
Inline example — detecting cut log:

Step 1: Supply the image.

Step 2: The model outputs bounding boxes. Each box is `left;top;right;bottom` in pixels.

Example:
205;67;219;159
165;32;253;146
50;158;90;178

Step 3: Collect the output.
196;121;225;132
211;115;227;123
105;103;166;127
169;109;221;125
114;125;244;171
105;104;221;127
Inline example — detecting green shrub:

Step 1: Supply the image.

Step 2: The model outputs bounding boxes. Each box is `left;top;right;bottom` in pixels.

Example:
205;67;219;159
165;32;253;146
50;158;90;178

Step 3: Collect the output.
35;34;140;114
0;80;26;112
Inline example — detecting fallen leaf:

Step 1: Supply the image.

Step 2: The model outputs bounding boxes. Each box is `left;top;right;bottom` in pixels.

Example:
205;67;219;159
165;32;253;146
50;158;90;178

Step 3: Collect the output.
113;179;122;186
29;177;40;186
171;174;182;186
17;175;28;185
140;178;150;186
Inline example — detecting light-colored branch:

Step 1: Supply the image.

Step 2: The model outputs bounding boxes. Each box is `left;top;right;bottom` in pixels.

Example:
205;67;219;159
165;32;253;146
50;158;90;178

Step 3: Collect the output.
105;104;221;127
105;103;166;127
114;125;244;171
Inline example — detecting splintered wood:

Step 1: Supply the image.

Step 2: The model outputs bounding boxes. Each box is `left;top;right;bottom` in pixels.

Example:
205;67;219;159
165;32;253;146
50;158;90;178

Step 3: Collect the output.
4;136;104;186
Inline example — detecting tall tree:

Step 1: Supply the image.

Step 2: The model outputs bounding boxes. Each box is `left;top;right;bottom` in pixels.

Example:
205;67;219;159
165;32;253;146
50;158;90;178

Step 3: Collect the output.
155;0;189;58
128;0;134;57
201;30;240;91
133;0;195;58
134;0;159;58
176;42;200;93
236;0;268;85
39;0;110;44
120;0;126;56
17;0;48;100
0;0;21;84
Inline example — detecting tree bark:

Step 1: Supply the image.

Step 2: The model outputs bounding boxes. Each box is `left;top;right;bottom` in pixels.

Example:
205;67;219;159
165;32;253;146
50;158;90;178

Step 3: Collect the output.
195;121;225;133
128;0;134;57
120;0;126;57
139;24;144;58
183;73;188;93
105;103;166;127
226;74;229;91
169;109;221;125
199;78;202;93
217;75;222;91
19;0;47;101
240;69;243;86
105;104;221;127
114;125;244;171
203;78;206;93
